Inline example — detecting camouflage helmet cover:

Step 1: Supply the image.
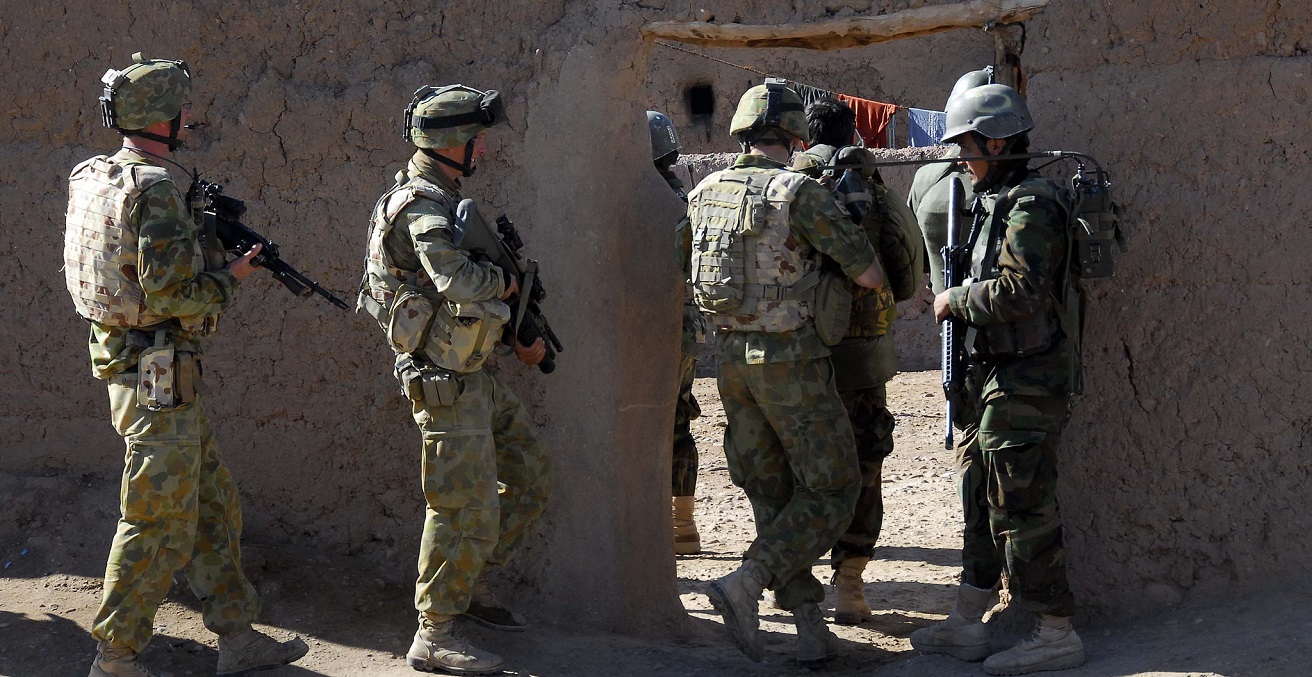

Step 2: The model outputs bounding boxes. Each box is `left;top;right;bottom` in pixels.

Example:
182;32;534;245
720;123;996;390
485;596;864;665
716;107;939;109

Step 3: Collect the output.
405;84;504;149
945;66;994;109
729;78;809;144
647;110;680;161
100;52;192;131
940;83;1033;143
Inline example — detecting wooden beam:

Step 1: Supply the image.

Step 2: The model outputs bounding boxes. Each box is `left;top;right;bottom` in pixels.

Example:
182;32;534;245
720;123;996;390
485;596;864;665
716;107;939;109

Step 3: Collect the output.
641;0;1049;50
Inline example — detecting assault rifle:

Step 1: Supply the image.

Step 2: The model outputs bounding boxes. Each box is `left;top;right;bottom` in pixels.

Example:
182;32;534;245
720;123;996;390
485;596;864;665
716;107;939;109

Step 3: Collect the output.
941;179;971;449
454;200;564;374
197;180;349;310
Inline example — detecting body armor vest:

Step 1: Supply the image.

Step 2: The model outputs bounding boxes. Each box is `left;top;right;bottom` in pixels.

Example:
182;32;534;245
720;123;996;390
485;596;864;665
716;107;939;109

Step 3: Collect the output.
969;177;1079;359
64;156;174;328
688;167;817;333
358;173;509;373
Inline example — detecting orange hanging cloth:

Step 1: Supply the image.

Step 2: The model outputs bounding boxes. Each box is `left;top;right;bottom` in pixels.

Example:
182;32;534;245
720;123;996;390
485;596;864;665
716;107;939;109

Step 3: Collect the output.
836;93;898;148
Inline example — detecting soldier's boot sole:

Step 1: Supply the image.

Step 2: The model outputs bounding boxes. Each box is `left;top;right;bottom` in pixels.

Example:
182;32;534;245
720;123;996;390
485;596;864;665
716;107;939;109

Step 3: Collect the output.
707;580;763;662
406;656;503;675
909;623;992;662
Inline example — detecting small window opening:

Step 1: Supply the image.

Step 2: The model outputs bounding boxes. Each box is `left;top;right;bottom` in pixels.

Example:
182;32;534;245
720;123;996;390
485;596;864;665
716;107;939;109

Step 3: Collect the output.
687;84;715;123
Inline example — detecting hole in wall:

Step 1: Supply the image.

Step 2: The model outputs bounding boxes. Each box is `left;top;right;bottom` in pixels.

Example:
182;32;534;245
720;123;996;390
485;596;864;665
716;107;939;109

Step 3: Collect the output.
687;84;714;124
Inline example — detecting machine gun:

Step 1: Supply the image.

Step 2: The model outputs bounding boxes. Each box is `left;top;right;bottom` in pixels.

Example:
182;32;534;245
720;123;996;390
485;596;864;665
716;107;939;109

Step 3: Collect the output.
196;180;348;310
940;178;970;449
454;200;564;374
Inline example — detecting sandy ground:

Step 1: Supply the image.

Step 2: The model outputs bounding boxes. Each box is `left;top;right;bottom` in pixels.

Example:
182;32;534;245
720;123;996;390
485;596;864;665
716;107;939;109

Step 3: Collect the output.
2;370;1310;677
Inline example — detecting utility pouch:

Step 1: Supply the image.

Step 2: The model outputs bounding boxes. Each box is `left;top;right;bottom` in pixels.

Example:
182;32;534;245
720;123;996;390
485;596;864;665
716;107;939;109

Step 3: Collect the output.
812;268;853;347
388;285;437;354
174;352;203;405
423;299;511;373
397;357;464;407
971;308;1059;359
136;341;177;410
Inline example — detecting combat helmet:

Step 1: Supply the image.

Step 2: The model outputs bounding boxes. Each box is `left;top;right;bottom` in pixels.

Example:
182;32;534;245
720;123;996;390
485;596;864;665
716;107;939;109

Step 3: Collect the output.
940;83;1032;144
404;84;504;176
945;66;994;108
99;53;192;148
647;110;680;164
729;78;808;147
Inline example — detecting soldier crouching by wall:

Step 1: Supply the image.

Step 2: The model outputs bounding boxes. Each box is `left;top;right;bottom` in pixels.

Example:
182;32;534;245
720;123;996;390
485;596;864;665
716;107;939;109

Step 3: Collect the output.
357;84;550;675
66;53;308;677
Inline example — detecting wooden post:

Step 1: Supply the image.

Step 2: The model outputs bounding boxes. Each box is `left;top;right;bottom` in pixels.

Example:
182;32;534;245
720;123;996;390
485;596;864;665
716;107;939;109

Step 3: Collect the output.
641;0;1049;51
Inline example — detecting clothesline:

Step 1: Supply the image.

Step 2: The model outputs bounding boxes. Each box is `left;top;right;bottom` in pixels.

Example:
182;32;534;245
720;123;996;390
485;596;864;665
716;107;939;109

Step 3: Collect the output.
654;40;949;149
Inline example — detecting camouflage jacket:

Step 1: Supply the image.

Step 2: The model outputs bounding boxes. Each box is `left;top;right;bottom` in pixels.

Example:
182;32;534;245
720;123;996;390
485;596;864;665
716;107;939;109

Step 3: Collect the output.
695;154;876;365
375;152;507;308
85;148;239;380
945;170;1074;400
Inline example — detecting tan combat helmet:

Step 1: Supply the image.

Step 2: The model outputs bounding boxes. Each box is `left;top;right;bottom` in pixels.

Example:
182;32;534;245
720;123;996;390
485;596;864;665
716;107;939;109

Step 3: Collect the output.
404;85;504;176
729;78;809;147
99;53;191;147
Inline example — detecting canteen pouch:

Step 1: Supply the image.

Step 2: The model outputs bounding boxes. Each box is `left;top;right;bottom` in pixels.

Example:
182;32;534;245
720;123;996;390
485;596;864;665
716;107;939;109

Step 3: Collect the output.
812;269;853;347
388;285;437;354
136;344;177;410
397;357;464;407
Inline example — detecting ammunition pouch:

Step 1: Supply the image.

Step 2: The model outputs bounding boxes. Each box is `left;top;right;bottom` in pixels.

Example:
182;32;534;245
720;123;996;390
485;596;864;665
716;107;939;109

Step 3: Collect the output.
133;330;205;410
422;299;511;373
387;285;437;354
969;307;1061;360
396;355;464;407
812;268;853;347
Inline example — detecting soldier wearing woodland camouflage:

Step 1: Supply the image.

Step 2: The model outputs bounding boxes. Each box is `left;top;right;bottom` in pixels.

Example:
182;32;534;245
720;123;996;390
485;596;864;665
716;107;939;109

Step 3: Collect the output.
911;84;1087;675
648;110;706;555
66;53;308;677
357;84;550;675
689;79;887;665
790;97;925;627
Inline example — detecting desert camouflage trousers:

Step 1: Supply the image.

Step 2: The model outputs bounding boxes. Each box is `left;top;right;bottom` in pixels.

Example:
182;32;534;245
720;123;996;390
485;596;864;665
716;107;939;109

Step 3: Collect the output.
718;356;859;611
409;367;551;618
93;372;259;653
957;393;1075;617
830;383;896;566
672;354;701;497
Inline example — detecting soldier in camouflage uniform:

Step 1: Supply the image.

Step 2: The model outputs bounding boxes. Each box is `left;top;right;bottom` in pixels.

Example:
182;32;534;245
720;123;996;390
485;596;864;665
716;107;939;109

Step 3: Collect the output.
65;54;308;677
911;84;1086;675
357;84;550;675
689;80;887;665
790;98;924;627
648;110;706;554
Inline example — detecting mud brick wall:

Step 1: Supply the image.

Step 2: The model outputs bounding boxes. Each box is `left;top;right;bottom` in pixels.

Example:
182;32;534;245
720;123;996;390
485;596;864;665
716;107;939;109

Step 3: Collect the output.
2;0;1308;627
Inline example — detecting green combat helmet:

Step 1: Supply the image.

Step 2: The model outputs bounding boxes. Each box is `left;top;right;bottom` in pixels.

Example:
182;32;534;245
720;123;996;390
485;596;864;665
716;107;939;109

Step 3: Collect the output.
404;84;504;176
647;110;680;164
99;52;191;147
946;66;994;108
940;83;1032;143
729;78;808;147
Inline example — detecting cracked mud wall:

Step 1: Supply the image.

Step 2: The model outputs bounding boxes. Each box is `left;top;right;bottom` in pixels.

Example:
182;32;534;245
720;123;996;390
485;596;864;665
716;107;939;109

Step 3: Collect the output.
2;0;1309;629
640;2;1312;615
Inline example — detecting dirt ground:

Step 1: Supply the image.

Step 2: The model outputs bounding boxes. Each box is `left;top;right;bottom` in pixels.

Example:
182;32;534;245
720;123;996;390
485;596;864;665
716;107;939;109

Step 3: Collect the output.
2;370;1310;677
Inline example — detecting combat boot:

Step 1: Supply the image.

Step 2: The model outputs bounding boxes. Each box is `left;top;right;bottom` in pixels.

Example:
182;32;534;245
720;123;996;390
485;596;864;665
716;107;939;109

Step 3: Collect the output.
465;573;528;632
707;558;771;662
792;602;837;666
982;614;1085;675
216;627;309;675
88;642;155;677
673;495;701;555
407;615;505;675
832;556;872;625
909;583;993;661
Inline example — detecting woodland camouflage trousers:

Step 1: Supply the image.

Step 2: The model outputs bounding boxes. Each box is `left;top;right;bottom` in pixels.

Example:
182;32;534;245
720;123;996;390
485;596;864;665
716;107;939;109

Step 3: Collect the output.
830;383;896;566
672;354;701;497
408;367;550;620
717;356;859;611
957;393;1075;617
93;372;260;653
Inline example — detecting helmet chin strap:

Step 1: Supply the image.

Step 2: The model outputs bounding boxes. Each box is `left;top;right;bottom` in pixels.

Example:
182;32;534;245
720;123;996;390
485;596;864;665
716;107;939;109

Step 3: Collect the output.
122;112;185;150
421;137;478;177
